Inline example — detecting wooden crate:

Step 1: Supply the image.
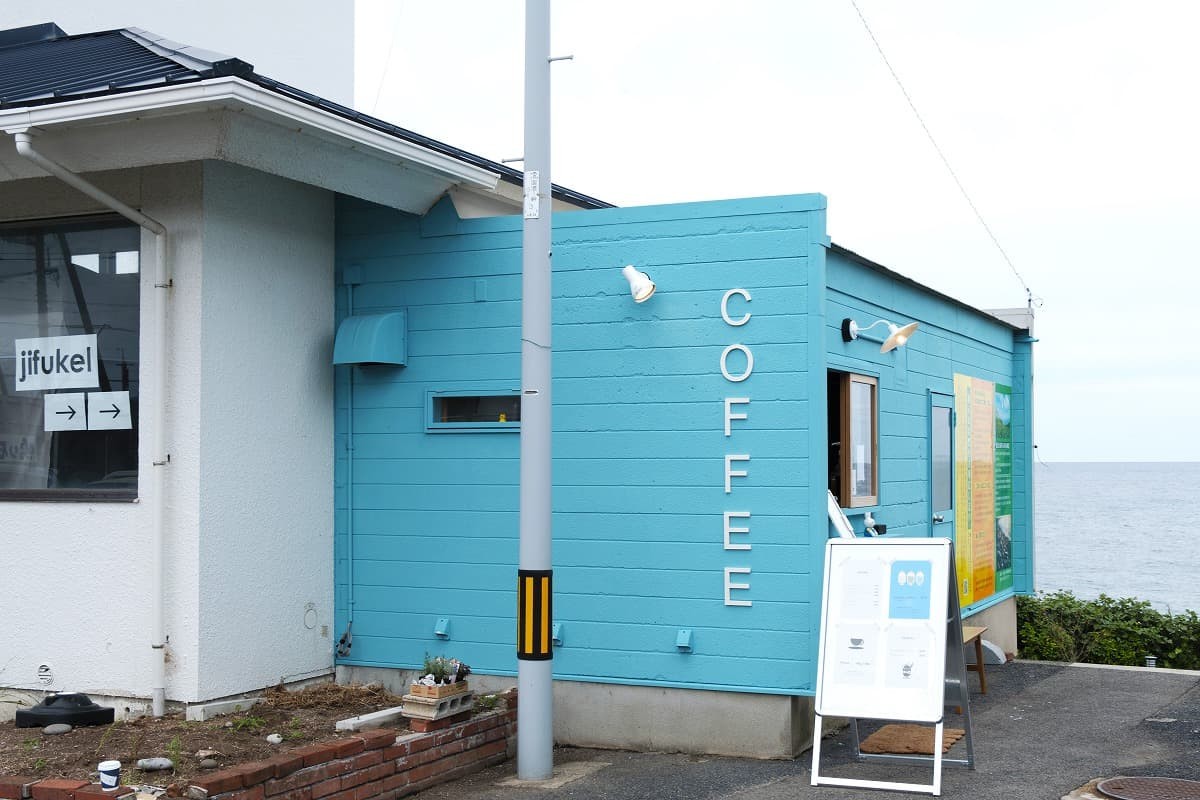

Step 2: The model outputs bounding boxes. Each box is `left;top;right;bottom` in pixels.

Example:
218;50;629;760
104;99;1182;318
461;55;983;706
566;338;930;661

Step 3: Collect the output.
409;681;469;699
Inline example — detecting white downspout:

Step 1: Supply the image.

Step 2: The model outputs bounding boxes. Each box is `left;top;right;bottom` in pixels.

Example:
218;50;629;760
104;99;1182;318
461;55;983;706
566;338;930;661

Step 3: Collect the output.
13;129;172;717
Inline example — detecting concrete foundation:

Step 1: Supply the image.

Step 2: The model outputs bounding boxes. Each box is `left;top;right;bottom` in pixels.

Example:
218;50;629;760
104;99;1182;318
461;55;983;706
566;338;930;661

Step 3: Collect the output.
336;666;813;759
963;596;1019;660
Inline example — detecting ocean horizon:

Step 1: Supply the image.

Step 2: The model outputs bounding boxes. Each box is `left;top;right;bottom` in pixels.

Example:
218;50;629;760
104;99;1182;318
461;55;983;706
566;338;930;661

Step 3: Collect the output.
1034;461;1200;615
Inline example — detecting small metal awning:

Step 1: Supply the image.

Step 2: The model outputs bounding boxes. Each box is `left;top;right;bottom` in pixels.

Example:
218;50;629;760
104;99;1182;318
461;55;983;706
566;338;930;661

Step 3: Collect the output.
332;311;406;366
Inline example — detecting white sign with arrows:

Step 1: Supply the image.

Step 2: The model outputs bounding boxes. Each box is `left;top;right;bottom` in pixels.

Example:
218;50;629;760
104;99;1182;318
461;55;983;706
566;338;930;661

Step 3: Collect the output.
86;391;131;431
42;391;132;432
44;392;87;432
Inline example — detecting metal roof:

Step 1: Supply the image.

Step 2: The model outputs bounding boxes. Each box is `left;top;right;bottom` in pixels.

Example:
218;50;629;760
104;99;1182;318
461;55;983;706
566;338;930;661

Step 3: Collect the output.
0;28;206;107
829;243;1026;332
0;23;613;210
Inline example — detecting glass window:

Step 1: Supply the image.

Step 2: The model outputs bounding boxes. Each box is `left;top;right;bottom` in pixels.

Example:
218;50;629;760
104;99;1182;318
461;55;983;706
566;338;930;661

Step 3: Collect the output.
428;392;521;432
828;371;877;507
932;405;952;513
848;376;875;503
0;216;140;499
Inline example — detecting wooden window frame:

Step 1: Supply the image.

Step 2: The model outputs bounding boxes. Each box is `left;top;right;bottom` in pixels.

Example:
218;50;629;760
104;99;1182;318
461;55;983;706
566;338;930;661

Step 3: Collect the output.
839;373;878;508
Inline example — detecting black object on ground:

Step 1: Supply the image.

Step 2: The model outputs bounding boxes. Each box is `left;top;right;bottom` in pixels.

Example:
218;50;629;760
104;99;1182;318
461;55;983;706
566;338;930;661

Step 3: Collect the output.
14;693;115;728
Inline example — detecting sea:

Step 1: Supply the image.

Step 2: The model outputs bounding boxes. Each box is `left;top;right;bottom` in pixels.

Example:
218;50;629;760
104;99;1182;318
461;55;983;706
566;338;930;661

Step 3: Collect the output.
1034;461;1200;615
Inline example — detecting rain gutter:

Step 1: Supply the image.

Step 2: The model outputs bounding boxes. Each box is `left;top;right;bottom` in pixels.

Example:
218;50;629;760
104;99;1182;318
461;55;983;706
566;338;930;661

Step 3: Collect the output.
11;128;171;717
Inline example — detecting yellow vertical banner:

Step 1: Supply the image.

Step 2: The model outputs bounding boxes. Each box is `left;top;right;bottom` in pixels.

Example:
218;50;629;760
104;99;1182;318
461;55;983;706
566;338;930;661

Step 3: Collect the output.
954;374;997;609
969;378;996;601
953;375;973;607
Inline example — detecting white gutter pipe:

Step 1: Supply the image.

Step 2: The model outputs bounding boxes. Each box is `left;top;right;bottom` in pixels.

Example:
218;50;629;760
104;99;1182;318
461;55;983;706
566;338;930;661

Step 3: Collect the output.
13;129;171;718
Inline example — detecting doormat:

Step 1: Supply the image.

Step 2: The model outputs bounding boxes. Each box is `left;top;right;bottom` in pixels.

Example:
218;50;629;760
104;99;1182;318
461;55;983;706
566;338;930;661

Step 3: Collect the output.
859;724;965;755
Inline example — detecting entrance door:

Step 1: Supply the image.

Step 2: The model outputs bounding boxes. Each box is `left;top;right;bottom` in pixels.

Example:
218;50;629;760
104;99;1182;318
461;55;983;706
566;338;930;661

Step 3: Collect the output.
930;392;955;538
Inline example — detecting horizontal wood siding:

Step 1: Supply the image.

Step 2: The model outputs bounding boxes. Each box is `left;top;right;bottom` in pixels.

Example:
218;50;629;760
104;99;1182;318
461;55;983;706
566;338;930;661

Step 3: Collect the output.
1010;337;1035;593
825;249;1028;615
335;194;825;694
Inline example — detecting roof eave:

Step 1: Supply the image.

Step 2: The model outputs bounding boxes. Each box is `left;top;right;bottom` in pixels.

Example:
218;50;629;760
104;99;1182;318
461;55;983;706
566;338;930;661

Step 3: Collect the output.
829;242;1026;332
0;76;500;191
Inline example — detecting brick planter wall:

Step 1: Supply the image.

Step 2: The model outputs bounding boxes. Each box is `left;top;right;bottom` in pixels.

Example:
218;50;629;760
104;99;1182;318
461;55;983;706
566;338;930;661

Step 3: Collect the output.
0;707;516;800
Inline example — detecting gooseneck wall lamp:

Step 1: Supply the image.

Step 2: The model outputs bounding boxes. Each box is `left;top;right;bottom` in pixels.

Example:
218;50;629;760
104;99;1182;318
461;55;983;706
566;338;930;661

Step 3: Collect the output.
841;317;920;353
621;265;656;303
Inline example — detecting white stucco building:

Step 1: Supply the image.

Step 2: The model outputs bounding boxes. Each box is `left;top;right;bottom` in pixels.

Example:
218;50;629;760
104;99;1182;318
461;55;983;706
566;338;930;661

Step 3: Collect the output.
0;22;601;719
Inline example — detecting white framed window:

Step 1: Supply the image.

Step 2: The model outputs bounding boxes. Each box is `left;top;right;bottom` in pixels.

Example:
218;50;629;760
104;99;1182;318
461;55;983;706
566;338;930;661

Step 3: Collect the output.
0;215;141;500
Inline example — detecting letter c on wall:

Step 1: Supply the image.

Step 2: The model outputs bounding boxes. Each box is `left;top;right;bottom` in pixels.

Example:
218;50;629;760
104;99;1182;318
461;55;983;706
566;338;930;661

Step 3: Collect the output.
721;344;754;382
721;288;752;326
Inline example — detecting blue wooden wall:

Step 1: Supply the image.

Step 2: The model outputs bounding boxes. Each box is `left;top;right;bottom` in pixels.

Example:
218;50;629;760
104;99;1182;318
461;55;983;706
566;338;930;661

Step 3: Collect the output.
824;248;1034;613
1010;336;1035;594
335;194;830;695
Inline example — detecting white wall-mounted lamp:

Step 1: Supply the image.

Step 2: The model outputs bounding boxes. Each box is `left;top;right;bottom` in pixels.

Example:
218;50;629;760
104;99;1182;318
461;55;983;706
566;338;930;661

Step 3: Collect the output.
841;317;920;353
621;264;656;303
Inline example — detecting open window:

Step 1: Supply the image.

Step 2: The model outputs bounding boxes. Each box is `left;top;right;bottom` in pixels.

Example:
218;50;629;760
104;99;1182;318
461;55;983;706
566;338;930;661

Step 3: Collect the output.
827;371;878;507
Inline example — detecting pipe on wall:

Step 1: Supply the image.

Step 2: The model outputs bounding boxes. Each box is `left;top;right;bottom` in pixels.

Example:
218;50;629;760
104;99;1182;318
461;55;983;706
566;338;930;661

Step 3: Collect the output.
12;129;173;717
338;277;357;658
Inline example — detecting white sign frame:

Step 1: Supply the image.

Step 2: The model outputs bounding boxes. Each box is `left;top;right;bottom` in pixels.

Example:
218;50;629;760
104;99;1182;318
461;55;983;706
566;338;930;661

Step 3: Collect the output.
811;537;953;796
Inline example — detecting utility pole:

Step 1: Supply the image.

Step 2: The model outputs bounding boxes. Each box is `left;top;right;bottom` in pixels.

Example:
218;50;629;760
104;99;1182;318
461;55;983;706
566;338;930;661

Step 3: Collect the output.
517;0;554;781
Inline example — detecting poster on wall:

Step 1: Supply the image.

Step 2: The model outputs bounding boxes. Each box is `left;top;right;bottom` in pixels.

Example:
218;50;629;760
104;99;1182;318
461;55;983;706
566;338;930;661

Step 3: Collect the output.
953;374;995;608
994;385;1014;593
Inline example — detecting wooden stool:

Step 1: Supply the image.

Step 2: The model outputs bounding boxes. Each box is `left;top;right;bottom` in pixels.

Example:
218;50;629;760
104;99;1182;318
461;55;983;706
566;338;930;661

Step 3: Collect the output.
962;625;988;694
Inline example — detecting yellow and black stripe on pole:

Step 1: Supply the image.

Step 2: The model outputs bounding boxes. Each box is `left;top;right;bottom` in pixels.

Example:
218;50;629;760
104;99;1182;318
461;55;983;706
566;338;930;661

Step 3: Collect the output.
517;569;553;660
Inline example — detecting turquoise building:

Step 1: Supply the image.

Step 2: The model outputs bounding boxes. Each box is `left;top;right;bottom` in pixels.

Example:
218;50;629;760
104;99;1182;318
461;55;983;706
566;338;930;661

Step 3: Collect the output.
332;193;1035;755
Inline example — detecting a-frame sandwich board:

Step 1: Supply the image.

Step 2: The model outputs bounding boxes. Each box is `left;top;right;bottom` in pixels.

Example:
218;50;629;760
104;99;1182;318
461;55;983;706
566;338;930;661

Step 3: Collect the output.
810;537;975;796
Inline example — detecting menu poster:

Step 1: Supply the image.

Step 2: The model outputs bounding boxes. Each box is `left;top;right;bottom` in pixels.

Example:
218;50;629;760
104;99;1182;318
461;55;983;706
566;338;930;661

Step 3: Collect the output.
815;539;951;723
889;560;932;620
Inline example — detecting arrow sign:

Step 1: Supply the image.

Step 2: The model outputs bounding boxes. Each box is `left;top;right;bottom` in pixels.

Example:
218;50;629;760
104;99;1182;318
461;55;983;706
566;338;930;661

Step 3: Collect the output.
44;393;87;432
87;391;131;431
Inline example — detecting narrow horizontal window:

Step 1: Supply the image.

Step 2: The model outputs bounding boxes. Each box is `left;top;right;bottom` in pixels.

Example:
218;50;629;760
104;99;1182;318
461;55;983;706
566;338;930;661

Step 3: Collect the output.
427;392;520;432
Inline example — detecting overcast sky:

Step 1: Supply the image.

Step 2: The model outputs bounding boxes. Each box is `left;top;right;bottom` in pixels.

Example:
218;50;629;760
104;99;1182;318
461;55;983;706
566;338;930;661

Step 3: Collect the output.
354;1;1199;463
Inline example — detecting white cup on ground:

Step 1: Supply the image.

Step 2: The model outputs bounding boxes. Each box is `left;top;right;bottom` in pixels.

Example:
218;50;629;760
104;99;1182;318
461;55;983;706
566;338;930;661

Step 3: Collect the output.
98;760;121;791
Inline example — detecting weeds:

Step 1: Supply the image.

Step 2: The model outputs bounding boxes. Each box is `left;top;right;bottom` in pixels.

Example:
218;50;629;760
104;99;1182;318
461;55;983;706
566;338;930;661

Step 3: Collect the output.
231;715;266;733
166;736;183;766
93;722;119;756
284;718;305;741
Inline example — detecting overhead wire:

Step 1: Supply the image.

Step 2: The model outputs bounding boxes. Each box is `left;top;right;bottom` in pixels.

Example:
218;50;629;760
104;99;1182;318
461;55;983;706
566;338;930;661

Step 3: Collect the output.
369;5;403;115
848;0;1036;309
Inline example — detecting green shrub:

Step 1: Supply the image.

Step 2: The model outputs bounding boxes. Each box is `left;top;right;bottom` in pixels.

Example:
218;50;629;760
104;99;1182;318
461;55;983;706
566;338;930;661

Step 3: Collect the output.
1017;591;1200;668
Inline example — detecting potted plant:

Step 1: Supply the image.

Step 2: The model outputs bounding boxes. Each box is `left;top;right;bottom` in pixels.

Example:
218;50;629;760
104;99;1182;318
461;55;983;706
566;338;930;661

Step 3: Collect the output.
409;654;471;699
